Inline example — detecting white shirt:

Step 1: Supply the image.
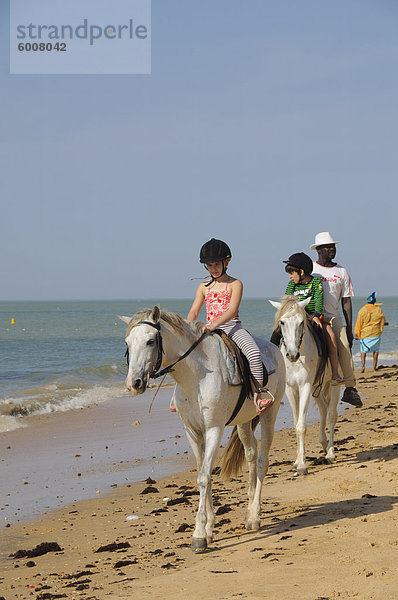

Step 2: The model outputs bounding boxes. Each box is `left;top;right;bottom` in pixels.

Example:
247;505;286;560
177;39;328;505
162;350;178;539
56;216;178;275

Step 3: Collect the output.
312;262;354;319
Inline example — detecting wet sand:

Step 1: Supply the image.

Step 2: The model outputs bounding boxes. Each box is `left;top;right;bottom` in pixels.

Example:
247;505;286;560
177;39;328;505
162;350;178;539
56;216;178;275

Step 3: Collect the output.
0;385;323;524
1;366;397;600
0;387;193;523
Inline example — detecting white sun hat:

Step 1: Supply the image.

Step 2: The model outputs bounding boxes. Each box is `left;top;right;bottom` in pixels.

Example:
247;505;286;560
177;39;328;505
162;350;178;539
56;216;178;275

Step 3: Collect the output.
310;231;340;250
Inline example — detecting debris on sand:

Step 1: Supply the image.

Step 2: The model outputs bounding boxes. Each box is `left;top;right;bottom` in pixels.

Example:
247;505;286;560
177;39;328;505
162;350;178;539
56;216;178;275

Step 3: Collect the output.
114;559;137;569
10;542;62;559
215;505;232;515
95;541;131;553
175;522;192;532
140;486;159;494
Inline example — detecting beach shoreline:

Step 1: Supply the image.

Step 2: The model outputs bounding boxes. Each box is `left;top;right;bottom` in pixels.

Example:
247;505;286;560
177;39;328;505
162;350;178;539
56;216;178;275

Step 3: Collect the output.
0;381;330;525
0;387;194;524
1;366;397;600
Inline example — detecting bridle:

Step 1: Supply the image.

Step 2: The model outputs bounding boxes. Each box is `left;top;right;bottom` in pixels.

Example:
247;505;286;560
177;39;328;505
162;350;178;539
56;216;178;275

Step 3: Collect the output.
125;320;163;379
279;317;305;355
125;320;206;380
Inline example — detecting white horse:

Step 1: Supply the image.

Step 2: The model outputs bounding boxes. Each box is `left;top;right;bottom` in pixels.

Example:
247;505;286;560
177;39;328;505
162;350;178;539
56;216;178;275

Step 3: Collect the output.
269;296;340;475
119;306;285;552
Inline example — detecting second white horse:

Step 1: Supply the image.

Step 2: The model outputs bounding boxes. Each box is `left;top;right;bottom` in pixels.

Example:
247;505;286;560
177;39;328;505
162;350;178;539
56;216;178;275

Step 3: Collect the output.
270;296;340;474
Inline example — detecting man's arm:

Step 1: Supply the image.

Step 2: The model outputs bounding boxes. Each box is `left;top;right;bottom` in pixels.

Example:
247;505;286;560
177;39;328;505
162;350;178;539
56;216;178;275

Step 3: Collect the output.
341;297;353;348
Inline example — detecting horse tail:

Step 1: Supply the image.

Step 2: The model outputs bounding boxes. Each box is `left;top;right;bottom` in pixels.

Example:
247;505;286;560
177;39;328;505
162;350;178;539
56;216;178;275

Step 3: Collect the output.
221;416;260;480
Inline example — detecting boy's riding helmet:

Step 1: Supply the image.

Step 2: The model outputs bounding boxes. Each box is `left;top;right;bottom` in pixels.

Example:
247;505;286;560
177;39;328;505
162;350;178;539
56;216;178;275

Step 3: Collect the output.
283;252;313;276
200;239;232;264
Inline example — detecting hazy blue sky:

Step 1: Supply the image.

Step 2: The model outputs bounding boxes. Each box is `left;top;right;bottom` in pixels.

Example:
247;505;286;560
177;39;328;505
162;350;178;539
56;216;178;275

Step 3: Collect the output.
1;0;397;301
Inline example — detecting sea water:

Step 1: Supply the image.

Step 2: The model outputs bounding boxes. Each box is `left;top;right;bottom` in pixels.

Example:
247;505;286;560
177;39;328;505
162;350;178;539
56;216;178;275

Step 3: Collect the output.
1;297;397;433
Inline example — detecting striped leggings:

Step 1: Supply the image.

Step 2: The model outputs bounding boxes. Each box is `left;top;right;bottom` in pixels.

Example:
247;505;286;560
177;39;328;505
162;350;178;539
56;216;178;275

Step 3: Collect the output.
219;320;263;385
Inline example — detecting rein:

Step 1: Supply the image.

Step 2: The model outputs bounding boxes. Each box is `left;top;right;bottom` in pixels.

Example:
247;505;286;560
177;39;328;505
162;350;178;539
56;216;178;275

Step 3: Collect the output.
125;320;207;379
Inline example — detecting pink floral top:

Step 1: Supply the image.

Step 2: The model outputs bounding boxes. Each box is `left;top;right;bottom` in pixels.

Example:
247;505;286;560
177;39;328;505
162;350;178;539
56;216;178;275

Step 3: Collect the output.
204;285;239;324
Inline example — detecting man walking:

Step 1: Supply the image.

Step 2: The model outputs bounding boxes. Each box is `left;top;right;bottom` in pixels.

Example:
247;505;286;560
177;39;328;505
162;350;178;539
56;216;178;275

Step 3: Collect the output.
310;232;362;407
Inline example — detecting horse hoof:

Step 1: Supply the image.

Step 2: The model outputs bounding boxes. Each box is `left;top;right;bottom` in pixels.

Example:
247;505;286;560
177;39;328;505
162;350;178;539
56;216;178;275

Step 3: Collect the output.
206;535;213;545
246;520;260;531
326;450;336;462
191;537;208;553
295;467;308;476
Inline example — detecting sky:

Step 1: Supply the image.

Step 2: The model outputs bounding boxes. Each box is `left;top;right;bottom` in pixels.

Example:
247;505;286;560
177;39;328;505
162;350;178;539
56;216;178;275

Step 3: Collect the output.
1;0;397;301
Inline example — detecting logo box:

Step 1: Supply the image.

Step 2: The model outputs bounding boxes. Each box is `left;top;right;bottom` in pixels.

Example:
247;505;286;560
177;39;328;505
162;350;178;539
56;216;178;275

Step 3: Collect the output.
10;0;151;75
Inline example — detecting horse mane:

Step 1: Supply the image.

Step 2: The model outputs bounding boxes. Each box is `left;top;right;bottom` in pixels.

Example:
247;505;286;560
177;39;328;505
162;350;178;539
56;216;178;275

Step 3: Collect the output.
273;295;308;329
126;308;204;338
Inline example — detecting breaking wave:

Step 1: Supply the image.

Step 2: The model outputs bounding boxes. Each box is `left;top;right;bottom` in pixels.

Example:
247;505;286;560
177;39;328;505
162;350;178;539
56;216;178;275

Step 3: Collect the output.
0;361;129;432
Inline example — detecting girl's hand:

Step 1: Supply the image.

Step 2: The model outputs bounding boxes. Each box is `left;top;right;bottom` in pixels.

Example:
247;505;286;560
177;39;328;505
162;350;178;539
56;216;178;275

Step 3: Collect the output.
312;316;322;327
203;324;215;333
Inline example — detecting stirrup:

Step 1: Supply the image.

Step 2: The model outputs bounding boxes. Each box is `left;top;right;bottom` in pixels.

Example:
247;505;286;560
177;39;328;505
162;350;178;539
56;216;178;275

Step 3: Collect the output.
254;388;275;415
312;383;322;398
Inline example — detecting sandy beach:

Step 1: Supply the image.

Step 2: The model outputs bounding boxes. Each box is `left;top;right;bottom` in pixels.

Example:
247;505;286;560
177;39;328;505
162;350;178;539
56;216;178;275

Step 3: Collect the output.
0;385;319;525
1;366;397;600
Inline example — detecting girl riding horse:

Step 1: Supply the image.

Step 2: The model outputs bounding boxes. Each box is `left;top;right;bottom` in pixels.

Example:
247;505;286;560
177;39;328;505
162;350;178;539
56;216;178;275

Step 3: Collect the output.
187;238;274;414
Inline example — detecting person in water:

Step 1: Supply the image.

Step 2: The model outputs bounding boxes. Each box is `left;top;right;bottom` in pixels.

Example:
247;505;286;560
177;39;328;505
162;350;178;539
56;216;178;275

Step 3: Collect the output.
186;238;274;414
283;252;344;385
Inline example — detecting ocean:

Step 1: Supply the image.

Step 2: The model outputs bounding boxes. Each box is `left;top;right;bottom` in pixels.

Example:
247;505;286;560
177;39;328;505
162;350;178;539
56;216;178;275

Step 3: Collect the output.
1;297;397;434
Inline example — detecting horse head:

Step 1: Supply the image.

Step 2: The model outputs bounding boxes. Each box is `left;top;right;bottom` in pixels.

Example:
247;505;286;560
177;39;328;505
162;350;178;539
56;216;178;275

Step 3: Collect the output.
269;296;311;362
118;306;162;395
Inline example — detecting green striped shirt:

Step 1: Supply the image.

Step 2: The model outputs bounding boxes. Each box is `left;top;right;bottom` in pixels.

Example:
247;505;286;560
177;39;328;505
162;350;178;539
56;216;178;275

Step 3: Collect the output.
284;276;324;317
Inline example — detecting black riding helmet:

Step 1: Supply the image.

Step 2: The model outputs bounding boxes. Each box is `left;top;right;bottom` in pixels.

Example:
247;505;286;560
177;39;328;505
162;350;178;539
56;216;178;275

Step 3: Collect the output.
200;238;232;286
200;238;232;264
283;252;313;276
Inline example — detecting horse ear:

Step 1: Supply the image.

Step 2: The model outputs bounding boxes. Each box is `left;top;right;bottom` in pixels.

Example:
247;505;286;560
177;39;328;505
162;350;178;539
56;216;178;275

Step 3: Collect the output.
117;315;131;324
269;300;282;310
298;297;311;309
151;306;160;322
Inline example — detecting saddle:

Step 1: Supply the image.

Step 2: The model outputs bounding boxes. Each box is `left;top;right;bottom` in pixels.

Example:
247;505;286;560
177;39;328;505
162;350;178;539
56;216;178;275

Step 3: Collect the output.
214;329;270;424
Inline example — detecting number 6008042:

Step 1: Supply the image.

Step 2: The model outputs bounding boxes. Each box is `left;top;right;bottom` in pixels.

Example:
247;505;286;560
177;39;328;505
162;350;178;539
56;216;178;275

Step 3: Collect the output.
18;42;67;51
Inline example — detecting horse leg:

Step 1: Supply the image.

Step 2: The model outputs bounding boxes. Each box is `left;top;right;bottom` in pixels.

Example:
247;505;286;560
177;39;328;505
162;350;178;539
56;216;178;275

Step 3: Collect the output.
285;384;301;470
191;426;223;553
293;382;312;475
247;408;278;530
205;481;215;545
316;390;328;453
183;426;208;550
286;383;299;428
325;386;339;463
236;422;258;530
184;425;205;471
